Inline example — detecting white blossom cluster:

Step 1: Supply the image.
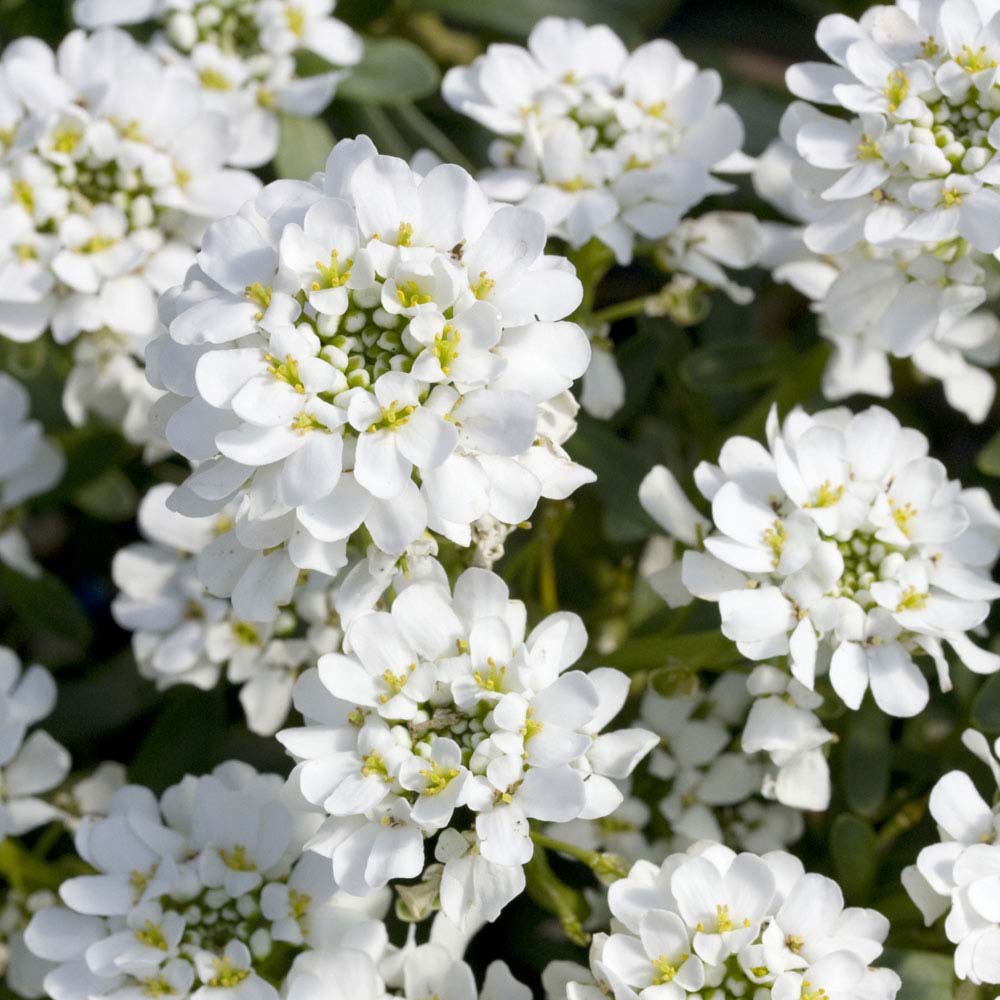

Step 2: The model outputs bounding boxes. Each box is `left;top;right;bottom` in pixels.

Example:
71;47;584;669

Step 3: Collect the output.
642;403;1000;721
277;567;658;928
24;761;392;1000
546;841;901;1000
638;674;810;852
0;28;261;448
755;0;1000;420
442;17;748;267
149;135;593;622
903;728;1000;993
0;649;71;841
640;469;835;812
0;373;64;578
281;943;530;1000
71;0;362;169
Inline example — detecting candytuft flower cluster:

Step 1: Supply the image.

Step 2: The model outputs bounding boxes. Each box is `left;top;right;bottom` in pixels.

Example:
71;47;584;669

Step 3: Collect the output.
71;0;362;168
278;567;657;927
551;841;901;999
150;136;593;621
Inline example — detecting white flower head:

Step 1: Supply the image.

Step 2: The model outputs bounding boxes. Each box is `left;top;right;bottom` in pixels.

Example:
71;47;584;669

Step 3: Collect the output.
24;761;389;1000
565;842;900;999
443;18;747;264
675;403;1000;719
0;28;261;357
278;566;655;928
71;0;363;168
152;136;593;623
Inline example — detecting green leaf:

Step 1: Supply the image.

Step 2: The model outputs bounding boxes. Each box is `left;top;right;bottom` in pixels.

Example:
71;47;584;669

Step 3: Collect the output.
411;0;671;45
972;673;1000;732
842;701;891;818
130;685;227;792
601;629;743;674
882;949;956;1000
679;336;797;394
274;114;336;181
337;38;441;105
977;427;1000;477
0;564;91;646
72;468;138;522
830;813;878;904
53;427;131;497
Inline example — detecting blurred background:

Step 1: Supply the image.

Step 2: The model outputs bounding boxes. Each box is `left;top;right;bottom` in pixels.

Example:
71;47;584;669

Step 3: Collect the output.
0;2;995;998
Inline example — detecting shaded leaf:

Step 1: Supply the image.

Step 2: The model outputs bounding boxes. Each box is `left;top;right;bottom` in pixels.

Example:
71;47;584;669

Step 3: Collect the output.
830;813;877;904
72;468;138;522
0;564;91;646
842;700;891;818
275;113;335;181
338;38;440;105
972;673;1000;733
977;427;1000;477
882;949;956;1000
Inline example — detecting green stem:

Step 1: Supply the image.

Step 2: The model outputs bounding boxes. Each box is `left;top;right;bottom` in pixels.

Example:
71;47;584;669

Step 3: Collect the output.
524;840;590;946
393;101;476;173
876;795;928;854
530;830;629;882
590;294;651;325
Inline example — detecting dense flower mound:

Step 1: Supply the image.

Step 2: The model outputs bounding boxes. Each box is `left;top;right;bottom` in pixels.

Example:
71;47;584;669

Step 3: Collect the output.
642;404;1000;719
635;673;810;851
72;0;362;169
112;484;331;735
903;729;1000;992
755;0;1000;419
0;28;261;345
442;16;748;265
277;566;657;927
0;649;70;840
149;135;593;622
24;761;390;1000
0;373;64;578
550;841;901;1000
283;944;529;1000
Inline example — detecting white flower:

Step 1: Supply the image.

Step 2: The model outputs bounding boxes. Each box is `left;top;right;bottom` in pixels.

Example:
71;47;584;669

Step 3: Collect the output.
678;404;1000;718
0;373;64;578
443;18;746;264
24;762;387;1000
0;29;260;354
71;0;362;168
278;567;654;927
564;842;900;998
0;650;71;840
151;136;592;622
903;729;1000;991
754;0;1000;420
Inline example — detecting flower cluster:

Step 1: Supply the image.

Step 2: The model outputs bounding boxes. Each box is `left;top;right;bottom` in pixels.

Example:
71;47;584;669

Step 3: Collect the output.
112;484;329;735
552;841;900;999
903;728;1000;993
0;649;71;841
72;0;363;168
0;373;64;578
278;567;657;927
149;135;593;622
755;0;1000;419
649;403;1000;719
442;17;748;266
24;761;391;1000
282;943;529;1000
638;673;810;852
0;28;261;449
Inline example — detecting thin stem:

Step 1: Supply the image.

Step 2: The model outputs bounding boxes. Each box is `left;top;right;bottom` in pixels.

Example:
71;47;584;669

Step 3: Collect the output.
530;830;629;882
394;102;476;174
590;294;651;325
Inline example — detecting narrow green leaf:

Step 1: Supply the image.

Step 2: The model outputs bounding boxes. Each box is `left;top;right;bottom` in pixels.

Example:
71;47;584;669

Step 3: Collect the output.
882;949;956;1000
830;813;878;904
601;629;742;673
274;114;335;181
842;701;891;818
977;427;1000;477
337;38;441;105
72;468;138;522
972;673;1000;732
0;564;91;646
